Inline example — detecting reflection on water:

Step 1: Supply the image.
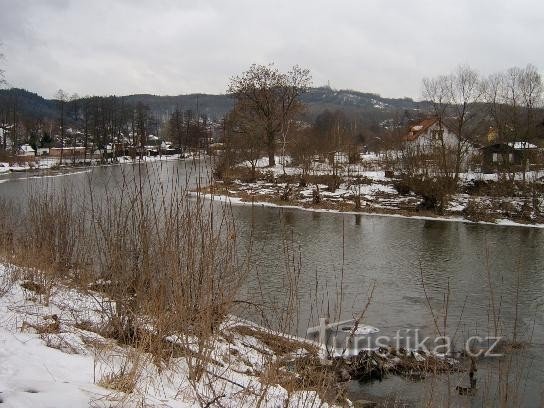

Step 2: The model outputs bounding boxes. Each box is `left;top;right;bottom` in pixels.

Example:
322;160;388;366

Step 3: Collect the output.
1;160;543;406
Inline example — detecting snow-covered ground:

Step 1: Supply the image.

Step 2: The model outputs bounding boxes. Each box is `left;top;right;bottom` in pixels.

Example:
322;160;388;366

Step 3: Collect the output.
239;154;386;178
202;155;544;228
194;191;544;229
0;264;336;408
0;153;200;176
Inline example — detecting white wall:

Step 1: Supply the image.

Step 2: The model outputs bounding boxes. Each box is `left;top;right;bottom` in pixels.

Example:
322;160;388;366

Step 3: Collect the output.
414;122;458;150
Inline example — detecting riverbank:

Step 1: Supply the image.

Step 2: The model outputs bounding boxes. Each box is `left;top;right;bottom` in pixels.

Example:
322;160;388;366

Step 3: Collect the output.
0;153;197;177
0;259;467;407
203;157;544;228
194;190;544;229
0;263;336;407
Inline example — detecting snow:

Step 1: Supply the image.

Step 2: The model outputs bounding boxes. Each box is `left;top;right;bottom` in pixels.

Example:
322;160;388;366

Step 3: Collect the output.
0;154;195;181
205;154;544;228
18;145;35;154
193;192;544;229
508;142;538;149
459;169;544;182
0;264;336;408
239;155;389;179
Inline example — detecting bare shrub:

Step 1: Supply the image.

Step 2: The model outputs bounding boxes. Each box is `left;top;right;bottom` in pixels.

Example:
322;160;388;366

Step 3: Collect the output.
399;175;457;214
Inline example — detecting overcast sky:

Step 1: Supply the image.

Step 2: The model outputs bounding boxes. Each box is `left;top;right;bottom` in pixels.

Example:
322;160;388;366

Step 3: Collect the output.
1;0;543;100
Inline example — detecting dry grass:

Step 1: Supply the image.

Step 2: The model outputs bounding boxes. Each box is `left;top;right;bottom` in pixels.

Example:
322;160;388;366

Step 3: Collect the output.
98;352;143;394
234;325;318;356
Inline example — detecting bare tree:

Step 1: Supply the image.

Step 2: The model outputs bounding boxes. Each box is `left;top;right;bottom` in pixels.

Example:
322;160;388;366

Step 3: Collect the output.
422;66;483;180
484;65;543;179
422;74;454;178
227;63;311;167
518;64;543;179
224;106;263;180
167;107;185;151
81;96;91;163
447;65;484;180
135;102;150;160
289;125;315;181
55;89;68;164
484;72;510;141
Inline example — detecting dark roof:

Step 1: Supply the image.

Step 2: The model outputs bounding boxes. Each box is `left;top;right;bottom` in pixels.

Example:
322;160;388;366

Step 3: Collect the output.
480;143;517;152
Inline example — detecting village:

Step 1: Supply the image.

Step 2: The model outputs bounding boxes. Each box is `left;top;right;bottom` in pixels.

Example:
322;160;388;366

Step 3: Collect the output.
2;108;543;227
202;117;544;227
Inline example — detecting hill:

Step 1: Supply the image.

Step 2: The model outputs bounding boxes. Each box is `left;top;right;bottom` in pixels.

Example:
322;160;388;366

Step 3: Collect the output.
0;87;426;124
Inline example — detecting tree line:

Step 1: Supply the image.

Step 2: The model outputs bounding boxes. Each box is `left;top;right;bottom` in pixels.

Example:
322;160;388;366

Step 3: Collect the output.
0;89;215;161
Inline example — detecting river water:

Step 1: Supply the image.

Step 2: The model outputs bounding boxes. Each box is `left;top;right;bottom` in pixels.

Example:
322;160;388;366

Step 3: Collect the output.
1;159;543;406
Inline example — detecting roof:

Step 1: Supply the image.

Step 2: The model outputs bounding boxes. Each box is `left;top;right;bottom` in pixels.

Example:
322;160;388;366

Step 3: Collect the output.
480;143;517;152
18;144;35;152
402;117;449;141
508;142;537;149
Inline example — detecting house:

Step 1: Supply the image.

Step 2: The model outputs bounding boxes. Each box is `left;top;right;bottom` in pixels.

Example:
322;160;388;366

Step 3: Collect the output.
16;144;36;157
507;141;538;150
480;142;538;171
36;147;50;156
159;141;178;155
402;118;459;150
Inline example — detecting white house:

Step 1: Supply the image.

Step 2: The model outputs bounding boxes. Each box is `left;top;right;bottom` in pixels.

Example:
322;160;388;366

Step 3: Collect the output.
16;144;36;157
402;118;459;150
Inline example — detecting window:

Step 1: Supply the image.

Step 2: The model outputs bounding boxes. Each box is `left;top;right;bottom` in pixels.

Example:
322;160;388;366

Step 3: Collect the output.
431;129;444;141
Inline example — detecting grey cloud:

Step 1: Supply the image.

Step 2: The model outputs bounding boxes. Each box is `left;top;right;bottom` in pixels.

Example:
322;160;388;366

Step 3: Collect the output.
1;0;543;99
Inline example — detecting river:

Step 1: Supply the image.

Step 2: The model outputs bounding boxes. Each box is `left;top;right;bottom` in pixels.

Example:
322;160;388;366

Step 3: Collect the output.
1;159;543;406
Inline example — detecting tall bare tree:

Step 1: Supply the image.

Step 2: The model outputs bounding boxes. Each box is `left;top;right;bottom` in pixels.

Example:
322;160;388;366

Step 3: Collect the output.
448;65;484;179
423;66;483;180
167;107;185;151
0;46;8;150
227;63;311;166
55;89;68;164
422;74;454;178
517;65;542;179
224;106;263;179
484;65;543;179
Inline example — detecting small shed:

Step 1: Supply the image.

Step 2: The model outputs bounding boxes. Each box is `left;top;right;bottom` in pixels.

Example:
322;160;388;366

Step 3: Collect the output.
480;143;521;171
36;147;50;156
17;144;36;157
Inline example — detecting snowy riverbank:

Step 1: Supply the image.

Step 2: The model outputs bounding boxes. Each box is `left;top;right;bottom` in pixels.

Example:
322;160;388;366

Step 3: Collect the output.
0;263;337;407
201;155;544;229
0;261;467;407
193;191;544;229
0;153;199;177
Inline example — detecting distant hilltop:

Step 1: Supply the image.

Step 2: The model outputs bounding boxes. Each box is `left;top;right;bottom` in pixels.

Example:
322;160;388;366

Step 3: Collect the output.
0;87;426;123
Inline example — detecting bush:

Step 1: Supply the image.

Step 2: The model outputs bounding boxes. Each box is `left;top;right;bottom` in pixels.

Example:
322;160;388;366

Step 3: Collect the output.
397;175;457;214
307;174;341;192
393;181;412;195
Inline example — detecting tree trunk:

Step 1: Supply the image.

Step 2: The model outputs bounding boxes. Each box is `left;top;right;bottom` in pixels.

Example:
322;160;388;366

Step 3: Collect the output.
267;130;275;166
267;148;275;166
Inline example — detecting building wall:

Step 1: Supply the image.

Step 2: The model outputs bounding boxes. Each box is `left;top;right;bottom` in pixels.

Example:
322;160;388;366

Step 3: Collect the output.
414;123;459;150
